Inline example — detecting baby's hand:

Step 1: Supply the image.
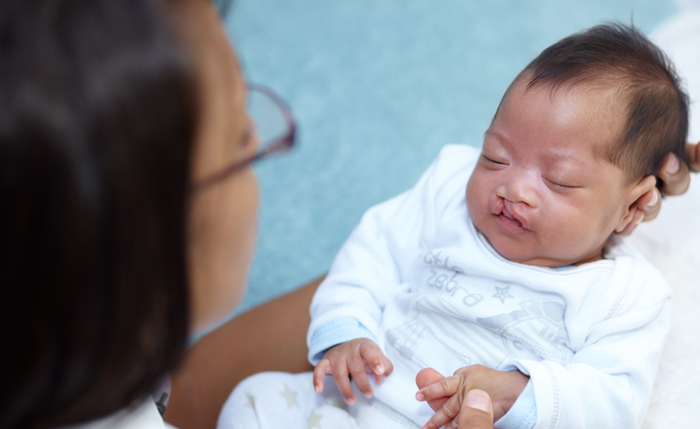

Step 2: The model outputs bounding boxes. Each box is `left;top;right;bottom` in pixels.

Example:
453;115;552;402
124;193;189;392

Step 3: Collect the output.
415;365;528;428
313;338;393;405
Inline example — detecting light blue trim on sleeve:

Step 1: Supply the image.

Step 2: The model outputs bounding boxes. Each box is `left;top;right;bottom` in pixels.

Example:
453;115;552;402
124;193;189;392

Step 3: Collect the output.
308;317;376;365
551;264;575;270
494;380;537;429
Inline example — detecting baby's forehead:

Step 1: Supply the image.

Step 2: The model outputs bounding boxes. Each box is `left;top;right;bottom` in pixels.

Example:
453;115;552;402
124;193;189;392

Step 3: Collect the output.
506;76;627;136
547;83;627;160
524;73;624;109
494;77;629;173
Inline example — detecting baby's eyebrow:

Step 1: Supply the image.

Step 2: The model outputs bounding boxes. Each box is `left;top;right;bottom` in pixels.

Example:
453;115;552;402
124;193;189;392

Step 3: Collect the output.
545;158;594;181
541;145;583;162
546;156;578;167
547;161;582;177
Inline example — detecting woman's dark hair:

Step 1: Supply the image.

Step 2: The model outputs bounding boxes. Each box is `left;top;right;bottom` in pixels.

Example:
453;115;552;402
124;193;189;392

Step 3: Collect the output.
0;0;197;427
525;23;689;185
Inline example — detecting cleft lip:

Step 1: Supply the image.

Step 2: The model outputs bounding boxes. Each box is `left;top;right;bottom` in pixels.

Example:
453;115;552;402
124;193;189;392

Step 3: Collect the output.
501;199;532;231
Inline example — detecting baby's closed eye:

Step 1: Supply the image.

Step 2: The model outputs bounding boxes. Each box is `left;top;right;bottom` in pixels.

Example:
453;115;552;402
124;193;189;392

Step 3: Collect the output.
481;153;507;166
543;176;579;190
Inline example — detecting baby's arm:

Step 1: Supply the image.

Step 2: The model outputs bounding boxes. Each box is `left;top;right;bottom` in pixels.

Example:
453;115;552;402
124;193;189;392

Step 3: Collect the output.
307;163;434;405
415;366;529;428
313;338;393;405
308;146;482;409
417;298;671;428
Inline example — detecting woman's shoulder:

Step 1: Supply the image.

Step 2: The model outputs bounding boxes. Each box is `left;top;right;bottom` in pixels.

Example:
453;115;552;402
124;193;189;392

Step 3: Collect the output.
59;399;177;429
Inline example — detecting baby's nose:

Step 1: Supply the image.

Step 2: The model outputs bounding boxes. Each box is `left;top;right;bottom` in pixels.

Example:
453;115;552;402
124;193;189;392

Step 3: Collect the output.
497;173;539;209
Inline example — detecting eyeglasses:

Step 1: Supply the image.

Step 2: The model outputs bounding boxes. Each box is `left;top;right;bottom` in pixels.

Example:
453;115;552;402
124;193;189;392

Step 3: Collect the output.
192;84;297;191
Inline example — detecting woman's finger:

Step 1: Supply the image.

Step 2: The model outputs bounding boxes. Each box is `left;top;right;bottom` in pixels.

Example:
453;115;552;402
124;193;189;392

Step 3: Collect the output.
457;389;494;429
688;142;700;172
658;152;690;196
313;359;332;393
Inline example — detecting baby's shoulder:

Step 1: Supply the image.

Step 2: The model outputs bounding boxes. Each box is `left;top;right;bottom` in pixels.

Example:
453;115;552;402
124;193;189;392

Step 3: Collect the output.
426;144;480;192
434;144;480;171
603;237;671;314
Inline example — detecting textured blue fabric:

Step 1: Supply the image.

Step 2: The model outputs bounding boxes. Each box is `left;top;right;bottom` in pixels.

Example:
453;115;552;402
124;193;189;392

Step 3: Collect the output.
224;0;677;314
308;317;375;365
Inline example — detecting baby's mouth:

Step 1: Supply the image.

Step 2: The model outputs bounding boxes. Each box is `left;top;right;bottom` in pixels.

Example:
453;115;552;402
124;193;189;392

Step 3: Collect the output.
500;209;522;227
496;200;531;231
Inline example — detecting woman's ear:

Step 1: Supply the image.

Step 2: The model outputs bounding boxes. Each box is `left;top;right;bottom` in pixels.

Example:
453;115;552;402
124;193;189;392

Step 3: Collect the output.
615;175;657;234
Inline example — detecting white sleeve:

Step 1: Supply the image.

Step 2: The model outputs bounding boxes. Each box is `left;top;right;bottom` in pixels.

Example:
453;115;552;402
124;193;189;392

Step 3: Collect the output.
507;262;672;429
306;145;480;363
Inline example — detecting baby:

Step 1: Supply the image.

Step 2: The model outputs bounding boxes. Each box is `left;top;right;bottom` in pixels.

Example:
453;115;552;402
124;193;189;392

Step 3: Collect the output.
218;23;688;429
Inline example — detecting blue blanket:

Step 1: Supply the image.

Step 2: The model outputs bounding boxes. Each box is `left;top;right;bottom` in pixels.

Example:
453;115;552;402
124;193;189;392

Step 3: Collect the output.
225;0;677;314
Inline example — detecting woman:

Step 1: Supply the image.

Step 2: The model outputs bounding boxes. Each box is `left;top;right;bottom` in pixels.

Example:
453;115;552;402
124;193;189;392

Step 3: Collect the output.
2;0;269;427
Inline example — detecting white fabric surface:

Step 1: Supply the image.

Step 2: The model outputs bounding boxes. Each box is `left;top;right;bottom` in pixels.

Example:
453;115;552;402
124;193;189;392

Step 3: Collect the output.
635;10;700;429
302;145;671;429
218;372;364;429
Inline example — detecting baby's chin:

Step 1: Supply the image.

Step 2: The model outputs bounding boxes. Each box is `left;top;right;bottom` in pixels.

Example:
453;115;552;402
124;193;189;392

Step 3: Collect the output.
488;235;603;267
498;251;566;268
482;232;572;268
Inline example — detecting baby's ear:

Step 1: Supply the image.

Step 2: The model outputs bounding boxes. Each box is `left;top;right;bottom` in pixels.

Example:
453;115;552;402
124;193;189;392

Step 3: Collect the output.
614;175;657;234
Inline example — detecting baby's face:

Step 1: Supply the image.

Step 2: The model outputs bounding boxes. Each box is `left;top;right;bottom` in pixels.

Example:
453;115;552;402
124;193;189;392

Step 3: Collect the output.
467;77;635;267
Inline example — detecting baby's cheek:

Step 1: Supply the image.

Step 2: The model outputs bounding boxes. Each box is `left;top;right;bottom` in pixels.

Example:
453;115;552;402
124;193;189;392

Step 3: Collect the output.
543;211;593;252
466;177;486;216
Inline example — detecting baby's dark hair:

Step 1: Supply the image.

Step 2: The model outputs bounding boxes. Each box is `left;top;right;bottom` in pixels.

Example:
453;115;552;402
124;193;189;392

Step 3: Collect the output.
525;23;689;185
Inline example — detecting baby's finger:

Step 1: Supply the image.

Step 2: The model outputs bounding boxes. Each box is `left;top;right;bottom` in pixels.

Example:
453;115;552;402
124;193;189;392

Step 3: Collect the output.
421;394;462;429
331;359;357;405
313;359;332;393
416;374;461;401
347;352;373;398
415;368;450;412
358;340;391;377
415;368;445;391
379;353;394;378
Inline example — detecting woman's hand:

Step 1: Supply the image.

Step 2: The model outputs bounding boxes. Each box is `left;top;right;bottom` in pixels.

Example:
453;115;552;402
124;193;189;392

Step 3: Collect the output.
416;368;495;429
415;365;527;428
313;338;393;405
659;142;700;195
617;142;699;236
456;389;495;429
